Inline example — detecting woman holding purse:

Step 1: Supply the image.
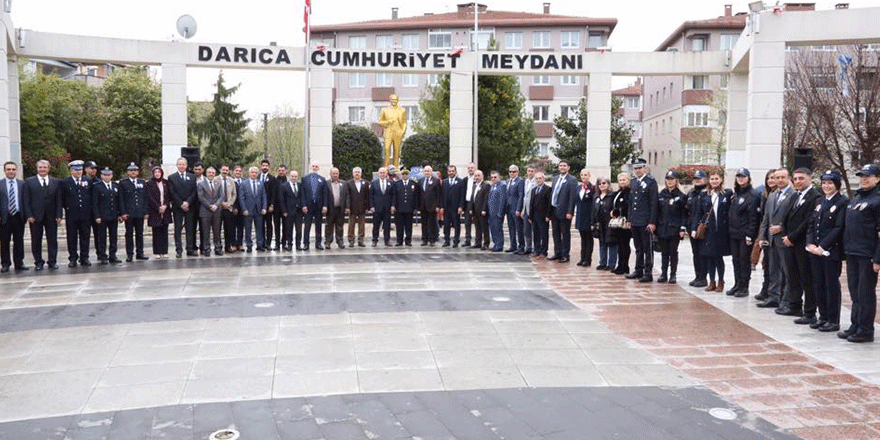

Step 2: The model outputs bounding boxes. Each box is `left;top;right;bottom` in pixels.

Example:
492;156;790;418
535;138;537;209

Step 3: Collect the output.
610;173;632;275
656;171;687;283
593;178;616;270
575;169;595;267
692;171;732;292
146;166;173;258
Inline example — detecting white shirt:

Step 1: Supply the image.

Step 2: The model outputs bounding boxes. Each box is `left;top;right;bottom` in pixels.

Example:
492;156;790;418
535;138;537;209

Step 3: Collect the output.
465;174;475;201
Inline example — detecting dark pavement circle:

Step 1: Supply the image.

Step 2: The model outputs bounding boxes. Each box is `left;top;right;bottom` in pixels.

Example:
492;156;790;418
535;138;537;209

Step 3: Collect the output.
0;387;801;440
0;289;573;333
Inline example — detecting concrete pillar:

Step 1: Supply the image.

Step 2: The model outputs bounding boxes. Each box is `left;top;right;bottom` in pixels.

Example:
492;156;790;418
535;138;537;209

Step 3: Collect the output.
161;63;187;174
308;67;333;175
0;18;9;167
449;71;474;171
8;57;20;169
744;41;785;181
724;73;748;181
586;72;612;179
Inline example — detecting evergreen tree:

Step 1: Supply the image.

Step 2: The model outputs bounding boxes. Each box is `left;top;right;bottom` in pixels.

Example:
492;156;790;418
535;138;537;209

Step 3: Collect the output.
552;97;638;180
200;73;259;168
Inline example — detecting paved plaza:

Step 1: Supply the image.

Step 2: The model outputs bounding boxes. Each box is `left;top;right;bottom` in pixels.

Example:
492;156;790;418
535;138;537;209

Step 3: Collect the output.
0;231;879;439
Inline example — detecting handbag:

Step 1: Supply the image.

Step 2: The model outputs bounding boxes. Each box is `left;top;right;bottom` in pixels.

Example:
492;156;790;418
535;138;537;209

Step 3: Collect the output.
609;217;626;229
749;240;762;266
651;233;661;252
694;210;712;241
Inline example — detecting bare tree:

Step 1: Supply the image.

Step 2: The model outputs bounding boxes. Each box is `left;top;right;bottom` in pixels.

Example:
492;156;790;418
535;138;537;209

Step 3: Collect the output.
249;105;305;172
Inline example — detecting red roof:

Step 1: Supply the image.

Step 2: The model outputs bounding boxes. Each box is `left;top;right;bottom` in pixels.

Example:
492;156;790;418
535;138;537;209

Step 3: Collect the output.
655;14;747;52
612;82;642;96
312;9;617;34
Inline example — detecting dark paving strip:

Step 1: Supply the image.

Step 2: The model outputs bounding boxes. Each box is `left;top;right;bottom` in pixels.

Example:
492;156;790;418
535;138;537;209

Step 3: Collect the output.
0;289;572;333
0;251;529;279
0;387;801;440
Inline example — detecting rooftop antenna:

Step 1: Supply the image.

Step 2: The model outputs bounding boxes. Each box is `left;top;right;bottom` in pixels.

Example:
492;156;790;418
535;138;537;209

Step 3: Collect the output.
176;14;198;39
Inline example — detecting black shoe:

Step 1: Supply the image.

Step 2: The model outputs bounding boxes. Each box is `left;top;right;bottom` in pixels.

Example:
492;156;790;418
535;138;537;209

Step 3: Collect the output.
481;246;488;251
471;244;482;249
442;241;450;247
373;241;378;247
794;316;817;325
810;320;828;330
80;260;91;267
733;290;749;298
14;265;28;271
215;250;224;256
453;241;459;248
548;255;560;261
639;276;653;283
246;247;253;253
576;260;585;266
35;263;44;271
463;240;471;247
692;280;708;288
657;275;668;283
187;251;198;257
559;257;570;263
595;265;607;270
0;266;8;273
688;278;698;286
358;242;366;247
338;243;345;249
625;272;642;280
316;244;324;250
838;327;857;339
754;293;769;301
505;248;515;253
492;248;503;253
48;263;58;270
818;323;840;332
668;275;677;284
395;242;403;247
429;241;436;247
756;300;779;308
176;251;183;258
109;257;122;264
68;261;77;268
405;242;412;247
136;255;149;261
421;242;428;246
775;307;803;317
99;259;109;265
847;333;874;343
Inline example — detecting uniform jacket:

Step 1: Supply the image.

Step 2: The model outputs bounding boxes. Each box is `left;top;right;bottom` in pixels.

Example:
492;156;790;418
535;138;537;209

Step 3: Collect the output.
371;178;395;213
345;179;371;213
61;176;93;222
843;186;880;262
418;175;441;212
92;180;120;221
686;184;706;234
628;173;659;227
657;187;687;239
168;171;197;210
728;185;761;240
239;178;268;216
783;187;820;245
693;188;733;257
119;177;148;218
300;172;328;208
549;174;578;220
392;178;420;214
0;178;24;225
487;181;507;218
807;192;848;261
574;183;595;232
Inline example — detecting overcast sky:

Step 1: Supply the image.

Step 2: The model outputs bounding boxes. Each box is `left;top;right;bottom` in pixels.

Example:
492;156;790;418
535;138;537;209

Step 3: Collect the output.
13;0;880;128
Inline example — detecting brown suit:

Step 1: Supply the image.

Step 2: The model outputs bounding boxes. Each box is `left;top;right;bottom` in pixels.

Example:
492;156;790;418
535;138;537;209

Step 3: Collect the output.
345;179;371;245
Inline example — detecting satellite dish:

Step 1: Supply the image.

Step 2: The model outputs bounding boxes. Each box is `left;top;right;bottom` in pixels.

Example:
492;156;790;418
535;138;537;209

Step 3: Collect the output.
176;15;197;39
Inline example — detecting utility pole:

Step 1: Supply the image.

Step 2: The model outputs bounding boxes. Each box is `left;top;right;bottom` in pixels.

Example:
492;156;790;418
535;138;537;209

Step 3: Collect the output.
262;112;269;160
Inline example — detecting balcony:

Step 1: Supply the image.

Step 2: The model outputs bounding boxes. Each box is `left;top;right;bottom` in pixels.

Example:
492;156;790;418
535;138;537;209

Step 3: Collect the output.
682;89;714;106
529;86;554;101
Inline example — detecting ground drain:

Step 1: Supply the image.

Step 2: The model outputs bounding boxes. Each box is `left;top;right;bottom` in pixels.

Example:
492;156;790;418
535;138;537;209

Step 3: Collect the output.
708;407;737;420
209;429;240;440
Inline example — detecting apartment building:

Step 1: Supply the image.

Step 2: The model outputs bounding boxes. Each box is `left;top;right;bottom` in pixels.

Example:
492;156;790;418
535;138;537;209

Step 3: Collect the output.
612;78;643;152
310;3;617;159
25;60;124;87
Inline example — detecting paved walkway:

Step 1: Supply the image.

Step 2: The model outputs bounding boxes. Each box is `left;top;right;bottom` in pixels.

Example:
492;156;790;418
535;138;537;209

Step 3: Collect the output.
0;230;877;439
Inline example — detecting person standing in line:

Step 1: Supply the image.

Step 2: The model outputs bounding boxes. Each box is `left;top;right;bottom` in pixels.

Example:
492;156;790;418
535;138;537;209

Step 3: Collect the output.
240;166;268;252
686;170;709;287
259;160;279;250
371;167;394;247
781;168;821;321
0;161;27;272
504;165;524;254
459;163;477;247
517;166;536;256
806;170;847;333
418;165;441;246
754;169;778;302
324;167;347;249
758;169;796;309
592;177;616;271
728;168;761;297
92;167;122;265
279;170;303;251
471;171;491;250
230;166;246;253
192;162;205;253
486;171;508;252
119;162;149;262
529;171;551;259
610;173;632;275
441;165;463;248
574;169;595;267
692;171;733;292
300;161;328;250
626;158;659;282
217;165;238;254
168;157;197;258
197;167;224;256
23;160;62;270
272;164;287;250
392;169;419;246
145;166;173;258
345;167;370;248
548;160;578;262
60;160;93;267
656;171;687;283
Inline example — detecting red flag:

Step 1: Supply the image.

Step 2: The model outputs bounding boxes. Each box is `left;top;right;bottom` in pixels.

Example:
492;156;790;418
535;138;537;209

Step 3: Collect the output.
303;0;311;42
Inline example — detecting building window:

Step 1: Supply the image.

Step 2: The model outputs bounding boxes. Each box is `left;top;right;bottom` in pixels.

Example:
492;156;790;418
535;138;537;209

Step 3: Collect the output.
864;43;880;51
561;105;579;120
720;74;729;89
561;76;579;85
625;97;639;108
376;73;393;87
404;105;420;125
661;119;665;134
86;66;98;77
682;143;718;165
349;73;366;88
403;74;419;87
533;105;550;121
349;106;365;123
373;106;384;122
692;75;708;90
376;35;394;49
349;36;366;49
809;66;836;89
427;74;441;86
471;29;495;50
311;37;335;49
533;75;550;85
812;45;835;51
560;31;580;48
533;31;551;48
588;32;603;48
402;34;419;50
662;86;666;99
538;142;549;156
720;34;739;51
692;36;707;52
429;30;452;49
505;32;522;49
686;111;709;127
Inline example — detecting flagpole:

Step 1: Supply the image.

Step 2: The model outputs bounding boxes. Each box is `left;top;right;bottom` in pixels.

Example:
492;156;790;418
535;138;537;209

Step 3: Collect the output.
302;0;311;171
472;2;479;166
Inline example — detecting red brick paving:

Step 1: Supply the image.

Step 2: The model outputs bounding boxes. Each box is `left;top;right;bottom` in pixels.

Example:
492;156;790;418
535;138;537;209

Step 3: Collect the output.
534;258;880;440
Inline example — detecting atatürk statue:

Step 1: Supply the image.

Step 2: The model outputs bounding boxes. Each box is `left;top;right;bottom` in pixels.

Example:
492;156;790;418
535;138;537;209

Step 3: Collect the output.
378;94;407;168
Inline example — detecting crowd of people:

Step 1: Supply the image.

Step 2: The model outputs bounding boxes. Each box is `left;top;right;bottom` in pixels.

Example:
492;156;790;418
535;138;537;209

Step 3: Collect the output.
0;156;877;343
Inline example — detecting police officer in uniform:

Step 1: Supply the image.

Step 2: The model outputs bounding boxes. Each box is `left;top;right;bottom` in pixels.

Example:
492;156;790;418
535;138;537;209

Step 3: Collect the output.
627;158;659;282
61;160;93;267
119;162;149;262
84;161;101;262
656;171;687;283
392;169;419;246
93;167;121;264
839;164;880;343
806;170;847;332
728;168;761;297
687;170;709;287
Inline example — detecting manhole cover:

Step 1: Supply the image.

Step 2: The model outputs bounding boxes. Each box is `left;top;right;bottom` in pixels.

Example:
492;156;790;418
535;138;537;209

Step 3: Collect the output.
709;408;737;420
209;429;240;440
492;296;511;302
254;302;275;308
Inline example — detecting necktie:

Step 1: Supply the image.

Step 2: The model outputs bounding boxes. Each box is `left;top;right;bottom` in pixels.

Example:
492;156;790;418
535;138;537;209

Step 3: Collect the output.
8;180;16;215
423;178;428;191
106;182;111;191
42;177;46;188
293;183;297;195
210;181;214;193
552;176;563;206
252;180;256;197
381;180;386;194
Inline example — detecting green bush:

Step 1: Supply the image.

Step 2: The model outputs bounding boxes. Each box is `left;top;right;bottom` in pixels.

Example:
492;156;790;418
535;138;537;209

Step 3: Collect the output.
332;124;383;180
401;133;449;171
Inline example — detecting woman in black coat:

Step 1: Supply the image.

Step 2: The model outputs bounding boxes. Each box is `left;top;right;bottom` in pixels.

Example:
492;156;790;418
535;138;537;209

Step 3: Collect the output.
656;171;687;283
611;173;632;275
691;171;732;292
806;170;848;332
575;169;595;266
593;177;617;270
145;166;173;258
728;168;761;297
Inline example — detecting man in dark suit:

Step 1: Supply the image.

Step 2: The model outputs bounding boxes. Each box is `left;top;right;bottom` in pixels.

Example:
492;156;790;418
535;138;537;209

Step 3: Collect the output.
549;160;578;262
371;167;394;246
240;166;268;252
759;169;796;309
119;162;149;262
92;167;121;264
300;161;328;250
627;158;660;282
419;165;441;246
259;160;279;250
273;165;287;250
505;165;525;253
230;166;246;252
487;171;508;252
345;167;370;247
459;162;477;247
279;170;303;251
780;168;821;320
60;160;93;267
1;161;27;272
529;172;551;259
168;157;198;257
441;165;463;247
192;162;205;252
393;169;420;246
197;167;224;256
23;160;62;270
471;170;491;250
217;165;238;254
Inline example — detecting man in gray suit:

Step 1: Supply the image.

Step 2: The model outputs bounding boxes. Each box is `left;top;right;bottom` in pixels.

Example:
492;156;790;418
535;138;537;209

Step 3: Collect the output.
239;166;268;252
516;165;536;255
197;167;224;256
758;169;796;309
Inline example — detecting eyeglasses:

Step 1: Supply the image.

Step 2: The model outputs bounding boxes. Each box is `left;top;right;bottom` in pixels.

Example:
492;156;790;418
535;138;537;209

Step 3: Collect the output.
508;170;517;173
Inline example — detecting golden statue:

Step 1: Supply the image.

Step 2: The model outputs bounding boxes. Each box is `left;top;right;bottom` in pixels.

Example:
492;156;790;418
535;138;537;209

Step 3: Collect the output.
378;94;407;168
